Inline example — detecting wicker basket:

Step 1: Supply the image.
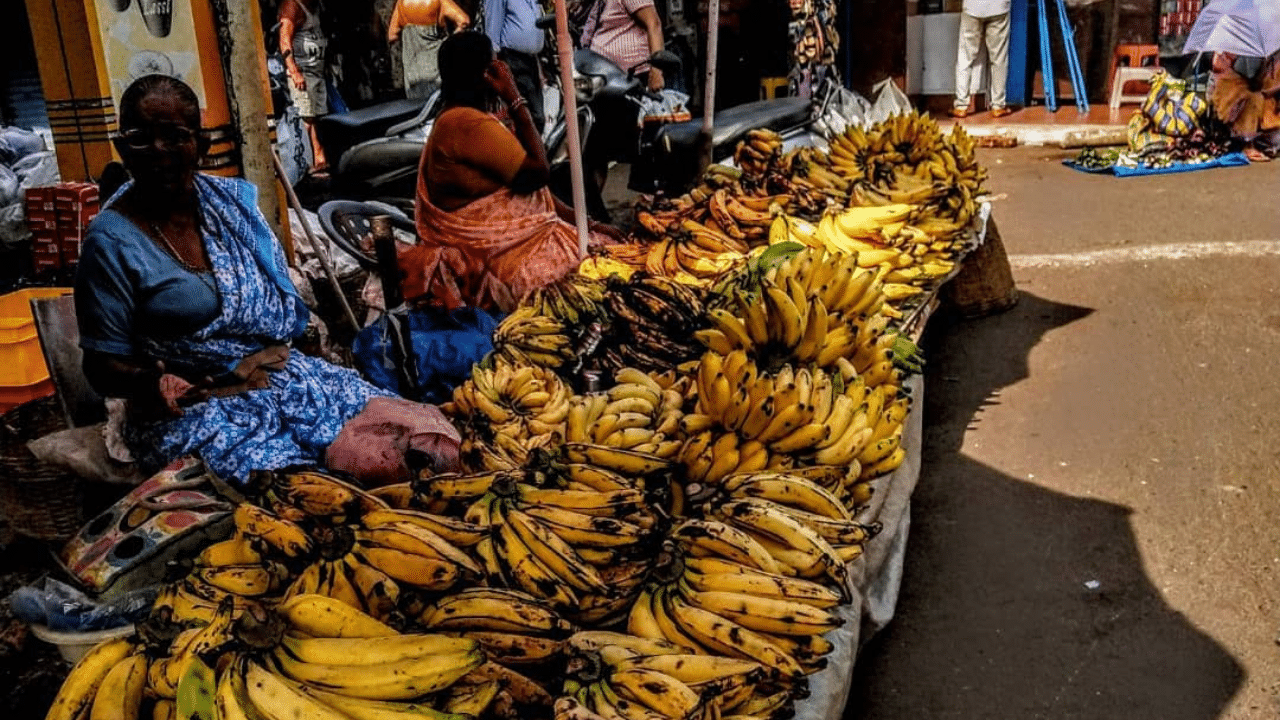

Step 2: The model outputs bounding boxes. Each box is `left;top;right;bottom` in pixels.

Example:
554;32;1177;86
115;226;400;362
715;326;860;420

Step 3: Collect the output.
0;395;83;541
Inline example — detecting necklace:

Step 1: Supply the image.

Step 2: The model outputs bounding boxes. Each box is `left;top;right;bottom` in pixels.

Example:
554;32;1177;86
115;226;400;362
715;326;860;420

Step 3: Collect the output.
151;221;219;298
150;221;211;273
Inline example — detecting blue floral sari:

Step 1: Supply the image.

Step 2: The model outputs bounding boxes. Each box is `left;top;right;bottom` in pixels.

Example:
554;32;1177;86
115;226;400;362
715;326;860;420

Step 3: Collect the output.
116;175;393;481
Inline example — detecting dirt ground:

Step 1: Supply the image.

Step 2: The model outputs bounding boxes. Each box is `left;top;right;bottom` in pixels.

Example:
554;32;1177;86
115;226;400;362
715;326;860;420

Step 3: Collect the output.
847;149;1280;719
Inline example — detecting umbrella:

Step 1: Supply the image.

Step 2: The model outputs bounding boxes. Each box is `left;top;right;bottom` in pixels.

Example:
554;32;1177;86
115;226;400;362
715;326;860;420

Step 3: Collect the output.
1182;0;1280;58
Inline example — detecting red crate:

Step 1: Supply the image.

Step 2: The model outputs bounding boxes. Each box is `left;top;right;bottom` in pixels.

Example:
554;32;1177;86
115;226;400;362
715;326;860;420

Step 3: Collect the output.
32;245;62;272
26;211;57;233
23;187;55;213
53;183;98;207
56;207;98;231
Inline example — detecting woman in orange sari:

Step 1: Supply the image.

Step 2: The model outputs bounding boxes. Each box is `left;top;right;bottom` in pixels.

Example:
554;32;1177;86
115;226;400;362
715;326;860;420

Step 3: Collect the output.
401;31;621;311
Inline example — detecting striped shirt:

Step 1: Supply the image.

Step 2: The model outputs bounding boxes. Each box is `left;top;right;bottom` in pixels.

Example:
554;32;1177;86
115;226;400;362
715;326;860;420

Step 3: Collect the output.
582;0;655;74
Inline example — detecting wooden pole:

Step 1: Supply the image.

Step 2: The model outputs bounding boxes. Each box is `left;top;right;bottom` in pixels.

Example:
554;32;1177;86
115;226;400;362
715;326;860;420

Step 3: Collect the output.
218;0;292;262
694;0;720;175
552;0;590;258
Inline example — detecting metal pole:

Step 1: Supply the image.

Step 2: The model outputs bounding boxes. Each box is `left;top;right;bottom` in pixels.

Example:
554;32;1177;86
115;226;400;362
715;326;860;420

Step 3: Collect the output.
552;0;591;259
272;150;362;334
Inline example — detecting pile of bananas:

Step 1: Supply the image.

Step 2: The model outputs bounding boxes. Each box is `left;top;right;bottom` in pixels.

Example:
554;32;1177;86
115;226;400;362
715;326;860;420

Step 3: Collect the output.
447;357;571;469
558;632;786;720
823;112;986;232
769;209;959;306
627;517;847;681
593;274;709;375
564;368;687;462
464;472;655;615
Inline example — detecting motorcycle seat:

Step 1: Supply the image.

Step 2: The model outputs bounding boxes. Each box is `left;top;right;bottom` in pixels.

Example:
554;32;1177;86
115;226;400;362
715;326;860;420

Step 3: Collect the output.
316;99;429;158
654;98;811;159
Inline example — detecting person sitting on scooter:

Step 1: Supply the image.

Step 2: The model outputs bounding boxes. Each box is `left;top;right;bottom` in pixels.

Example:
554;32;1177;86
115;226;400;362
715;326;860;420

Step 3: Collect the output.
579;0;666;196
401;31;622;312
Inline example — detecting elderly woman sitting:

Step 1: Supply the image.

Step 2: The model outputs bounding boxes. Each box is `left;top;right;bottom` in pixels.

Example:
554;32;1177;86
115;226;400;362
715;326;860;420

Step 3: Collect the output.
399;31;620;311
76;74;460;485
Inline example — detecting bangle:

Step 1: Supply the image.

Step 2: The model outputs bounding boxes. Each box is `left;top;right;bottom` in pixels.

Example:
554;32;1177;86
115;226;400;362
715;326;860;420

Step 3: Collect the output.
508;96;528;112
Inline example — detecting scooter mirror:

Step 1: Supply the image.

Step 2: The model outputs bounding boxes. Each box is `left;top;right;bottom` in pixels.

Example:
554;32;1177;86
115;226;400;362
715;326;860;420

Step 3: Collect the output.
649;50;682;74
535;13;557;30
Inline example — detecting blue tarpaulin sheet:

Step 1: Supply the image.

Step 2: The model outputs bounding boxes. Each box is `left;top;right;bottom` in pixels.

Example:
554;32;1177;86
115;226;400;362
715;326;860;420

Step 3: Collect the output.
1064;152;1251;176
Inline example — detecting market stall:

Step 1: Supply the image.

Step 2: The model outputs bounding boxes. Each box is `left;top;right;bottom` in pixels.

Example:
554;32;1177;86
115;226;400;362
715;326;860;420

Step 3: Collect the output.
30;108;1000;720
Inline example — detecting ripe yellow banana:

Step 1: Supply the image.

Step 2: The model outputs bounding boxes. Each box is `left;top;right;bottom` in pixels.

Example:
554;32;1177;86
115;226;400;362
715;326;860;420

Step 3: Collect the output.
242;661;349;720
277;594;397;638
88;652;147;720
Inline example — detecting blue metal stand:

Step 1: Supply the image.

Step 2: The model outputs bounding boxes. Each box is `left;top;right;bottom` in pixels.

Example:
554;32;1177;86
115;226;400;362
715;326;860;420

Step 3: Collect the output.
1054;0;1089;112
1036;0;1057;110
1007;0;1031;106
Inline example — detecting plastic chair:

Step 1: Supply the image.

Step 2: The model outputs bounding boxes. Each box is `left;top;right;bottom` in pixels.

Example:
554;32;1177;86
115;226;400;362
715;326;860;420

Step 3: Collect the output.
1109;66;1159;109
760;77;788;100
30;295;105;429
1107;44;1160;98
317;200;416;272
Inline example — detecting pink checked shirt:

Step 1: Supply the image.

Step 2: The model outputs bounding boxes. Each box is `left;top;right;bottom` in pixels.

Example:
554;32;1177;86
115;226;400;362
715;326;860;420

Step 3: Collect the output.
582;0;656;74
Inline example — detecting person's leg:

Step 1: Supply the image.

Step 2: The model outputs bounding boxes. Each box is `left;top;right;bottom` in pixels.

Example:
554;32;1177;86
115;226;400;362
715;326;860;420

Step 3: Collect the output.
302;71;329;171
985;12;1011;112
954;13;983;114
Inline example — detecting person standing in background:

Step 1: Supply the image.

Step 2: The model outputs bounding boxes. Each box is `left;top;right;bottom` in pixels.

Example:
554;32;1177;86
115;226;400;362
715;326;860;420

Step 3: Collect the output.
279;0;330;176
388;0;472;100
952;0;1012;119
483;0;546;132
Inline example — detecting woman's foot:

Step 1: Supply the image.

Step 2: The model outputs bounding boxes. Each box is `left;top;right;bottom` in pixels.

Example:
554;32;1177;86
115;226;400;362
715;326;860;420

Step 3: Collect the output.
1244;146;1270;162
990;106;1013;118
949;107;970;119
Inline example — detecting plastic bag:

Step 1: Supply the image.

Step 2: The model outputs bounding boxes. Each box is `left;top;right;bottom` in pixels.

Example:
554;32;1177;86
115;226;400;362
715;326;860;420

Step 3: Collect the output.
1140;71;1207;138
811;84;873;138
13;151;59;189
865;78;912;126
638;89;693;127
0;164;18;207
0;126;46;165
7;577;156;631
352;305;498;404
0;201;29;249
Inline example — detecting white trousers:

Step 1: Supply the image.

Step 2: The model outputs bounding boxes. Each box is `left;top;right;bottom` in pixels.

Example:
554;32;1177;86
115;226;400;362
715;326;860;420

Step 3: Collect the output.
955;12;1010;110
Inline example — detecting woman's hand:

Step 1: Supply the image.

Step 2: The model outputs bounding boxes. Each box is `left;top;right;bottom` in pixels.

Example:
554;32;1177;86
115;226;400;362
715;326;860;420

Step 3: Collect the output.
484;60;523;106
135;362;211;419
229;345;290;392
647;68;665;93
289;69;306;91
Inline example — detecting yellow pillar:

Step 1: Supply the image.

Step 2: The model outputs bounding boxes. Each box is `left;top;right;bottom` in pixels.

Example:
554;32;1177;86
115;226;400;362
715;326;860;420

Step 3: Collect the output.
24;0;116;182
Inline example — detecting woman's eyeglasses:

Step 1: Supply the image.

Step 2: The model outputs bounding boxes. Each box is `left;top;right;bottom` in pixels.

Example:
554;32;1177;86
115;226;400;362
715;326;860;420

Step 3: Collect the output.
114;125;198;150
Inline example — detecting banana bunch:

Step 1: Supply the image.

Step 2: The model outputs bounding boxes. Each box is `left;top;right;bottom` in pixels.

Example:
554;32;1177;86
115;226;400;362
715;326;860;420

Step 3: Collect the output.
579;254;639;282
770;211;959;303
644;220;748;285
524;275;612;332
825;112;986;231
560;640;712;720
466;473;654;611
418;587;573;668
783;464;877;513
564;368;687;464
447;357;572;467
690;472;876;567
560;632;791;720
626;522;845;678
254;468;388;525
734;129;786;181
151;572;264;626
594;274;709;375
143;597;245;703
493;306;578;369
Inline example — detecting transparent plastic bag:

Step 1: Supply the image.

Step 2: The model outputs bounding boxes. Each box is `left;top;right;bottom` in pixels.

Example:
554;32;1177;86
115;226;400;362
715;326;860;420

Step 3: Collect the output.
7;577;157;631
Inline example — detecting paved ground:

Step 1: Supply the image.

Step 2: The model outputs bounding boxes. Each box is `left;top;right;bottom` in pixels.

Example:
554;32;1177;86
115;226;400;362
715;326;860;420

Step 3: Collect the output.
847;149;1280;719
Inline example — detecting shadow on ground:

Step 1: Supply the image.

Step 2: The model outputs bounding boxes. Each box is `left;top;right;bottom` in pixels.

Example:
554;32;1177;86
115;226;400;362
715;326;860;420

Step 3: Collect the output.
846;292;1244;720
